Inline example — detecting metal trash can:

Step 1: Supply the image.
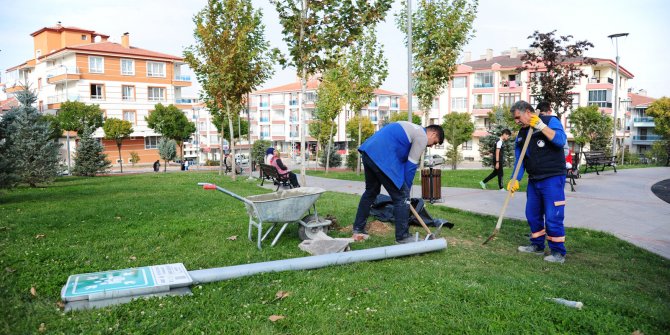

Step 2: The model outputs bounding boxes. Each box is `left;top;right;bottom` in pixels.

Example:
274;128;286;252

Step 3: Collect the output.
421;167;441;203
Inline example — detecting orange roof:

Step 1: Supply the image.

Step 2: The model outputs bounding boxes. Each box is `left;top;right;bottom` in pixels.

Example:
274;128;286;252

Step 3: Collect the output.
41;41;183;61
0;97;19;111
628;92;656;108
254;79;400;96
30;25;109;38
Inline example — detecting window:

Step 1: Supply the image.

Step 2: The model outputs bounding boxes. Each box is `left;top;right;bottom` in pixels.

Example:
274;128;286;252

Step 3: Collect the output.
588;90;612;108
530;95;542;107
473;94;493;108
81;34;87;41
148;87;165;101
484;117;492;129
36;50;42;58
461;140;473;150
570;70;581;85
570;94;580;110
452;77;466;88
146;61;165;77
530;72;543;84
474;72;494;88
499;93;521;107
89;56;103;73
145;136;160;149
305;92;317;102
38;78;42;90
90;84;104;100
123;110;136;125
432;98;439;110
121;59;134;75
451;97;467;111
122;85;135;101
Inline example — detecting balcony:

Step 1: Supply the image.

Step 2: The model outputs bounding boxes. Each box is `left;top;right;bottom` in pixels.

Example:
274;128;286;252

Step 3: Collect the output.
90;95;105;101
499;80;520;88
391;102;399;108
289;132;299;138
370;116;378;122
259;117;270;122
260;132;270;138
588;102;613;108
46;66;81;84
176;98;198;104
474;83;494;88
259;102;269;108
289;99;298;106
473;104;494;109
47;94;81;109
289;116;298;123
172;75;192;87
589;77;614;84
633;117;655;128
174;75;191;81
632;135;662;145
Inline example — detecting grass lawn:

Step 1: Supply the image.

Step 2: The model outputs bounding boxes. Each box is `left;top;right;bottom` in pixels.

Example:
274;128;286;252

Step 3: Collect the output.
1;172;669;334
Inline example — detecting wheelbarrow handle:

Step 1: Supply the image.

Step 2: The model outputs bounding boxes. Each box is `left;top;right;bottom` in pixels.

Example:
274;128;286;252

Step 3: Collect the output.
197;182;254;207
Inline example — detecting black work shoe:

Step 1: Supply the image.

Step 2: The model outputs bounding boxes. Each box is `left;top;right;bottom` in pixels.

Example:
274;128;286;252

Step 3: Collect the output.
395;235;418;244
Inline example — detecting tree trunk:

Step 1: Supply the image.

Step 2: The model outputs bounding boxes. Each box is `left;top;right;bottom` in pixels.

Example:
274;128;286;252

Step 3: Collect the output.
227;103;237;182
298;0;307;187
325;122;334;173
117;143;123;173
219;118;225;176
164;159;167;172
356;118;362;175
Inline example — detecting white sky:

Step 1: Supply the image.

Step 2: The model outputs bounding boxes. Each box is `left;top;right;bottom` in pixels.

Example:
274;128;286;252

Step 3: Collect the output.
1;0;668;98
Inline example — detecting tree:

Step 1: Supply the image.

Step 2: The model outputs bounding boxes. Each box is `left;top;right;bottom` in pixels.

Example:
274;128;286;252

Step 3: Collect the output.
57;100;104;132
312;66;347;173
646;97;670;166
130;152;140;167
345;115;375;171
479;106;516;168
72;126;111;176
340;28;389;175
251;139;271;169
0;107;19;189
568;105;612;152
319;144;342;169
7;89;61;187
272;0;393;184
158;138;177;172
185;0;275;181
396;0;477;117
145;103;195;160
517;30;596;117
442;112;474;170
385;112;421;126
103;118;134;173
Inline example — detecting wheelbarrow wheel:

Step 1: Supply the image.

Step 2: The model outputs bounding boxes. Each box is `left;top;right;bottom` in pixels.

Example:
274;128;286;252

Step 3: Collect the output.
298;214;329;241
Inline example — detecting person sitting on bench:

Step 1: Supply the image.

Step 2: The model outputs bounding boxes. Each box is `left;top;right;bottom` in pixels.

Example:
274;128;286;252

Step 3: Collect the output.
270;149;300;188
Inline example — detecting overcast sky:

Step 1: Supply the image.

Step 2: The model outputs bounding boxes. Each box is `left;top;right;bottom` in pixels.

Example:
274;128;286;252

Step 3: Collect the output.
1;0;668;98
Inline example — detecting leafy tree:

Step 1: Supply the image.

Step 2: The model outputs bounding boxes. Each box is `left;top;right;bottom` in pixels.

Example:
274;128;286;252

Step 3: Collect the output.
340;28;389;175
442;112;474;170
345;115;375;171
312;66;347;173
517;30;596;117
158;138;177;172
396;0;477;116
7;89;61;187
103;118;134;173
251;139;271;169
568;105;612;152
647;140;669;166
272;0;393;184
145;103;195;160
385;112;421;126
646;97;670;166
130;151;140;167
319;144;342;169
72;126;111;177
479;106;515;168
57;100;104;132
185;0;275;180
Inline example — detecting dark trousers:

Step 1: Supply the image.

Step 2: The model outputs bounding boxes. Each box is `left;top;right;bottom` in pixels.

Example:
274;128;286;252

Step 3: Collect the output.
353;153;410;241
288;172;300;188
483;164;504;189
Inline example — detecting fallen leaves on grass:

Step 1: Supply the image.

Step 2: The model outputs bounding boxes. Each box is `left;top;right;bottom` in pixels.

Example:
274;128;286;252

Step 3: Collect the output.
631;331;645;335
35;234;45;239
274;290;291;300
30;286;37;296
268;315;285;322
227;235;238;241
129;256;137;261
38;323;46;333
56;301;65;309
5;267;15;273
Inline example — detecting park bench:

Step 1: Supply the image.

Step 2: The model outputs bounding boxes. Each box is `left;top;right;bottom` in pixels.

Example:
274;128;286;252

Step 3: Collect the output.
259;163;292;191
582;151;618;175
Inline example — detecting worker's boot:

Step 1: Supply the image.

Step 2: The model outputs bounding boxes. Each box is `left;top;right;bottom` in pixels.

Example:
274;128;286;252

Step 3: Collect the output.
517;244;545;255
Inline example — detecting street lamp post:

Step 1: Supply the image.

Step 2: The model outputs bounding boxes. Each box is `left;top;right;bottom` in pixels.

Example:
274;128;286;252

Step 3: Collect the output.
60;64;72;175
407;0;413;123
607;32;628;159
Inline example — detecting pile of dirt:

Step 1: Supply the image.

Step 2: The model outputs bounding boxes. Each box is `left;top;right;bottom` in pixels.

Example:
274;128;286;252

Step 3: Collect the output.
339;220;393;235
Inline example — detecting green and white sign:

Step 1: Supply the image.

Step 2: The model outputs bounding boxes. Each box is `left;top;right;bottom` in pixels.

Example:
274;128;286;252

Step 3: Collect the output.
62;263;192;302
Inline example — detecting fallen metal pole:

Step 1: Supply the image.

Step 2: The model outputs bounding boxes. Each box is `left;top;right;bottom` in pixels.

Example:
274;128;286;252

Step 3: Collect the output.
188;239;447;284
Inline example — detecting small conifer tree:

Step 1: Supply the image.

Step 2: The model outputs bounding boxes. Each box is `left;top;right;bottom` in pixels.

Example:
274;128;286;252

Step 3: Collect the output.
479;107;516;168
158;138;177;172
319;145;342;168
72;126;111;176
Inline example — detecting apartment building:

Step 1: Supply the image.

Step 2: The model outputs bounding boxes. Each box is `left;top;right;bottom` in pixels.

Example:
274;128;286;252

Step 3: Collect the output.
248;80;402;159
1;23;196;165
627;90;659;156
422;48;634;162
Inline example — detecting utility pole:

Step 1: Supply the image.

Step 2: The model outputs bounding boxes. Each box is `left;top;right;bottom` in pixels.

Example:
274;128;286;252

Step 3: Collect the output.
61;64;71;175
407;0;413;123
607;33;628;159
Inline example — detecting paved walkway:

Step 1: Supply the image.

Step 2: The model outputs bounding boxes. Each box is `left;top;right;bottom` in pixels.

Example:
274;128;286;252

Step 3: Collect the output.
280;167;670;259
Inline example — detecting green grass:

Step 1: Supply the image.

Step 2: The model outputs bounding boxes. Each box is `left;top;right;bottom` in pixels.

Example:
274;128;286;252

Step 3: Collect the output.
305;168;530;191
2;172;669;334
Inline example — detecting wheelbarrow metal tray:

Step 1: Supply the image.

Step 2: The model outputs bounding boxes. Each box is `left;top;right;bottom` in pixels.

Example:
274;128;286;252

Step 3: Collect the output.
245;187;326;223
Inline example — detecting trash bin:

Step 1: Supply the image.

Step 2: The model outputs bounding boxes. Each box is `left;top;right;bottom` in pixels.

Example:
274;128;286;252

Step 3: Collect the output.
421;167;441;203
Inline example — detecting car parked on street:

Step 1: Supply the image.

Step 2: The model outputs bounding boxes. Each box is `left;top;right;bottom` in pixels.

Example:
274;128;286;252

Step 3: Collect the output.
424;154;445;166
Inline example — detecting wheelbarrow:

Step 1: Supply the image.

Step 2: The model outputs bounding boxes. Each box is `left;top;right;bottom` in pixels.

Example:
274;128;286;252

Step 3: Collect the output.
198;183;331;250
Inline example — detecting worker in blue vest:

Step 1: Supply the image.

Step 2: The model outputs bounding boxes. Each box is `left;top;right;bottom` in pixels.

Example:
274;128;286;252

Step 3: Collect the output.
352;121;444;244
507;100;568;263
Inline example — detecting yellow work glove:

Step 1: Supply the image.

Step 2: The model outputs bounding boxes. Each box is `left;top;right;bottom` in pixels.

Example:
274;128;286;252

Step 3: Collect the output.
529;114;547;131
507;179;520;193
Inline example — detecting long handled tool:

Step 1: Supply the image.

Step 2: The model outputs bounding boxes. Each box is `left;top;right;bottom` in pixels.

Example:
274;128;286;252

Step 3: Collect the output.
482;126;534;245
409;204;436;240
